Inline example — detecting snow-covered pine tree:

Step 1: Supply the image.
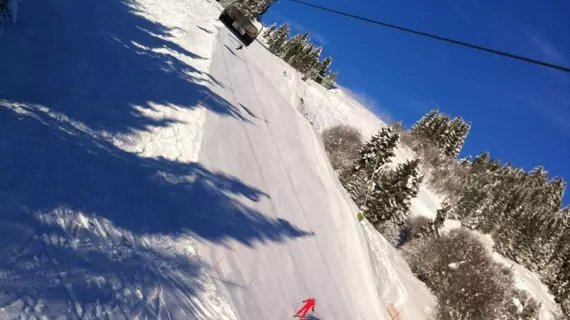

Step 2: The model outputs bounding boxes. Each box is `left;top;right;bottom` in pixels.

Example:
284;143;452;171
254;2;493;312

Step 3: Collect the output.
515;174;568;269
453;120;471;157
239;0;276;17
547;216;570;314
343;169;371;208
547;207;570;277
351;127;399;176
254;0;277;17
290;43;313;71
428;113;451;146
323;71;338;88
452;151;499;229
297;46;322;74
279;32;309;61
479;164;524;234
267;23;290;53
536;203;569;271
441;117;471;158
262;23;276;38
365;158;423;233
308;56;332;82
341;127;400;208
410;109;439;138
409;110;472;158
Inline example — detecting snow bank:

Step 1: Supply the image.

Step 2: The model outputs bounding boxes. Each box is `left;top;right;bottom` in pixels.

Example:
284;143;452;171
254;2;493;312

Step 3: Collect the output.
362;221;436;319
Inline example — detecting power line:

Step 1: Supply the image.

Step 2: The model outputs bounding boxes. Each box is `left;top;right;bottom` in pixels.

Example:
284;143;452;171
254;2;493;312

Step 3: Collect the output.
287;0;570;73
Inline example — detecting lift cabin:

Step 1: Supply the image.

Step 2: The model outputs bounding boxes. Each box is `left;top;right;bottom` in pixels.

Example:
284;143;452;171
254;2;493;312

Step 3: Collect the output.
219;3;262;46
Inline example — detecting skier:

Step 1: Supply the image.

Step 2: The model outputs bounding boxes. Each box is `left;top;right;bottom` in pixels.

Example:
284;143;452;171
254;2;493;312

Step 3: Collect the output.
236;44;244;50
293;298;316;319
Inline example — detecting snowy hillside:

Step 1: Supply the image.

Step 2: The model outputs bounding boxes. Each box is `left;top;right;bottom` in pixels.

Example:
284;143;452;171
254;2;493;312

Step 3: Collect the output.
252;34;561;320
252;54;444;220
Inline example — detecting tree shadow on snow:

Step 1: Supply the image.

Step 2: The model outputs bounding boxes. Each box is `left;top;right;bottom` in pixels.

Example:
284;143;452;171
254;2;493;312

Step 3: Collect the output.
0;98;313;318
0;0;313;317
0;0;244;135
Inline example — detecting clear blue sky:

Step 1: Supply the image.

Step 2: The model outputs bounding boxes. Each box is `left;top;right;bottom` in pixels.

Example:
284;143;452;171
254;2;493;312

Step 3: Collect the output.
261;0;570;204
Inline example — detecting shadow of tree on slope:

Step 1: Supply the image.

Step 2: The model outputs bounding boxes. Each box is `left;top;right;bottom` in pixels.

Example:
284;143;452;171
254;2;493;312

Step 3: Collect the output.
0;0;313;317
0;97;313;318
0;0;244;134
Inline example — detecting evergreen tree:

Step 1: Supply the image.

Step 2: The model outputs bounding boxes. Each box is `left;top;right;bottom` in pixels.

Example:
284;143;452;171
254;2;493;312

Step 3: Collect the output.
323;71;338;87
279;32;309;61
411;109;439;137
351;127;399;176
239;0;277;17
290;43;313;71
296;46;322;74
341;127;400;208
311;56;338;88
441;117;471;158
365;159;423;233
410;110;470;158
267;23;290;53
429;113;451;144
262;23;276;38
343;169;371;208
309;56;332;82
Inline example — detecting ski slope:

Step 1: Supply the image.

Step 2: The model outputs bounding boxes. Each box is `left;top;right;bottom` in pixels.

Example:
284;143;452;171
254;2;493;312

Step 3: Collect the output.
0;0;438;319
193;18;436;320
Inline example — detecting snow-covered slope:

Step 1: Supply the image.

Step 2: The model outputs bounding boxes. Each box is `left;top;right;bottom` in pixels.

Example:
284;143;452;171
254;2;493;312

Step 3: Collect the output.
251;33;560;320
248;50;443;221
0;0;237;318
193;26;435;319
180;23;438;318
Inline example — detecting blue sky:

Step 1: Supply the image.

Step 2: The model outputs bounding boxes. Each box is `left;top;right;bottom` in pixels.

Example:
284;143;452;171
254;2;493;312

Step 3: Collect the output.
261;0;570;204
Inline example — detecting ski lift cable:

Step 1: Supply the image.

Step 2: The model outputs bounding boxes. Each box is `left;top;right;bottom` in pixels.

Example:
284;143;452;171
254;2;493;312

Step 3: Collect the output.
286;0;570;73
